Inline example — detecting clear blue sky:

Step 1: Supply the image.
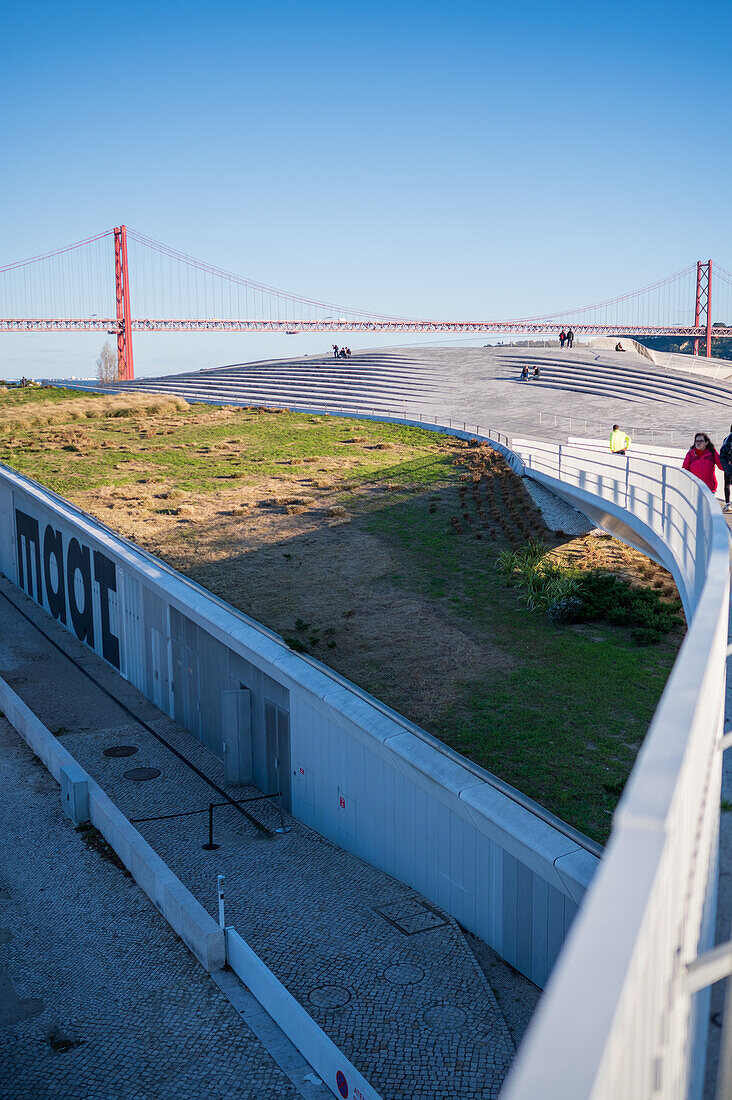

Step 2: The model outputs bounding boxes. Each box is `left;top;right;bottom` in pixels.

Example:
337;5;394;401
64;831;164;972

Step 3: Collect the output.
3;0;731;377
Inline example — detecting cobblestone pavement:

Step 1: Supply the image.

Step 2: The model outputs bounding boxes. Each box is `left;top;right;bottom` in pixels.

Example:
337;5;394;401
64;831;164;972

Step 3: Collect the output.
0;575;526;1099
0;715;302;1100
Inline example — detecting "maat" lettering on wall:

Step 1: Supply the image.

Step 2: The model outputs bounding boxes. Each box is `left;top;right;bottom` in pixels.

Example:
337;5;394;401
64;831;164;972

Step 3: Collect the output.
15;507;121;669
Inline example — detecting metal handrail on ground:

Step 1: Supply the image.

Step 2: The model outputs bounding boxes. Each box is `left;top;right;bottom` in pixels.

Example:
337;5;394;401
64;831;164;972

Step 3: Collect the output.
537;410;684;443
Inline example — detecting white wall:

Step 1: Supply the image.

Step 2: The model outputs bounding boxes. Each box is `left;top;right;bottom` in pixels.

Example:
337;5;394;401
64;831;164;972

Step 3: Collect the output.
0;461;597;988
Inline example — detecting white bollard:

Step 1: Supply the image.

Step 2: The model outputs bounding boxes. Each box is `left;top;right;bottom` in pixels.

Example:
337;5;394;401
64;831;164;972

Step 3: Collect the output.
217;874;225;929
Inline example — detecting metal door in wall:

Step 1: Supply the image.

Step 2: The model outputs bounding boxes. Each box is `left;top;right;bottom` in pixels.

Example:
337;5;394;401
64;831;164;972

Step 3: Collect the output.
149;627;170;712
264;701;291;811
221;688;253;786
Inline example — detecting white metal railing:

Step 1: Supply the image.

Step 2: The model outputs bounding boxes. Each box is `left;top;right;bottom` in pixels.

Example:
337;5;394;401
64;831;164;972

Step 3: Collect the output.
502;442;731;1100
33;381;732;1093
537;411;688;444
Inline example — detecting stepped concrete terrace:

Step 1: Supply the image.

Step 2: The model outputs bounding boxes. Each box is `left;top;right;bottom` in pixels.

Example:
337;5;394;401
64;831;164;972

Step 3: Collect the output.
105;344;732;444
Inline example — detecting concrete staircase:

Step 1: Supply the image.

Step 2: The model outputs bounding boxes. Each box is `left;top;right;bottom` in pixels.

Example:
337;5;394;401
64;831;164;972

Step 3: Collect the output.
499;350;732;411
102;351;450;415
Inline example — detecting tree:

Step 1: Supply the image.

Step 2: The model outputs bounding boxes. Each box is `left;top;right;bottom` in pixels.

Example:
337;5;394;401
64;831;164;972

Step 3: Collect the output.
96;341;118;383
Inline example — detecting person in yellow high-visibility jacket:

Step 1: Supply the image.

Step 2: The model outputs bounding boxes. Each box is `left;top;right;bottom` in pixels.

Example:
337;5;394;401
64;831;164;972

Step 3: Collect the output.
610;425;631;455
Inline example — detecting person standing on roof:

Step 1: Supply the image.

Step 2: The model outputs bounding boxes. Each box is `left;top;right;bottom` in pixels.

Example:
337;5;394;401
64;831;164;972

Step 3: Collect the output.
716;426;732;512
566;328;574;348
610;424;631;455
333;344;339;358
559;329;566;348
682;432;723;494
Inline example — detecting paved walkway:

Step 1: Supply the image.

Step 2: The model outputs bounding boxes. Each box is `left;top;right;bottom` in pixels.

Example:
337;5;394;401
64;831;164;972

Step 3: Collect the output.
0;714;304;1100
0;574;539;1099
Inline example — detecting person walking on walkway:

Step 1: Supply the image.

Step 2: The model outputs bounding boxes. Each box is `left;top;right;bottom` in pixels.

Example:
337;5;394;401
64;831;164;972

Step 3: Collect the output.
566;328;574;348
610;424;631;455
559;329;566;348
682;432;723;494
333;344;339;358
718;424;732;512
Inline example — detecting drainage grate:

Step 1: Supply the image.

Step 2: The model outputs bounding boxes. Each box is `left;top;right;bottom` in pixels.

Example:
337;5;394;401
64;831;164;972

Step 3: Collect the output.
384;963;424;985
103;745;138;758
308;985;352;1008
123;767;162;782
422;1004;467;1031
375;899;449;935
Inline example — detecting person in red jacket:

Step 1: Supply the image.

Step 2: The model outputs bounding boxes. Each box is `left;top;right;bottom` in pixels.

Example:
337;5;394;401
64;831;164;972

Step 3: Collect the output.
682;432;723;493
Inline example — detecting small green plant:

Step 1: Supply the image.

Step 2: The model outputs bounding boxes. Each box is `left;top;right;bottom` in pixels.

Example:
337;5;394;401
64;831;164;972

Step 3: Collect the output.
498;542;581;611
500;541;683;642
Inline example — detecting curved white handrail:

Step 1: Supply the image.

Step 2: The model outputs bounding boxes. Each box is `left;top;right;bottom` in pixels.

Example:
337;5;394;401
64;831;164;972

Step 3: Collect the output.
55;379;732;1094
503;442;731;1100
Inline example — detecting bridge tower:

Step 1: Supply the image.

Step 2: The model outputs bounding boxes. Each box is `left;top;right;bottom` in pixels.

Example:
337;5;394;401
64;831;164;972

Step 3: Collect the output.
693;259;712;358
113;226;134;381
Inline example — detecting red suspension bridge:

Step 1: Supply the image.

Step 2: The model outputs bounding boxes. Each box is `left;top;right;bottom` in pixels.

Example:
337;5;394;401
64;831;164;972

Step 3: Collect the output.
2;226;732;381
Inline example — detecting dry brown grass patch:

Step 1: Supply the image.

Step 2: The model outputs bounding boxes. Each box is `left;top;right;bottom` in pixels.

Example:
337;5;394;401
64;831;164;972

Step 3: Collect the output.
0;392;189;431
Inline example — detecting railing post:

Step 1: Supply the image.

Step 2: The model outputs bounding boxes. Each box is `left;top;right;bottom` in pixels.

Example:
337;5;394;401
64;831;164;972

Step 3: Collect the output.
202;802;219;850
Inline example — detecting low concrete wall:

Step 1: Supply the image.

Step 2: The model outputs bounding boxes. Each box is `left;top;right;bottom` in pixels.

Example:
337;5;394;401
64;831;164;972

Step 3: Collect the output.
0;674;225;972
226;928;381;1100
590;336;732;381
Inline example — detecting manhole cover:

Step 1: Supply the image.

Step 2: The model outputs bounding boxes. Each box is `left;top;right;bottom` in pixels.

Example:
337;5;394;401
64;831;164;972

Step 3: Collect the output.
308;985;352;1008
375;899;449;935
384;963;424;985
422;1004;467;1031
103;745;138;758
123;767;161;781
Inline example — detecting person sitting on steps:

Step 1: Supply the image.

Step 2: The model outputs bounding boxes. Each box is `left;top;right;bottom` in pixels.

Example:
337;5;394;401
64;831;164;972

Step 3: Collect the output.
520;365;530;380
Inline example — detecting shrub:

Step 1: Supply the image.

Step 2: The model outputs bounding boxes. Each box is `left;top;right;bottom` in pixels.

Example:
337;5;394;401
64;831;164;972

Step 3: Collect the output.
630;627;663;646
500;544;683;642
546;596;584;623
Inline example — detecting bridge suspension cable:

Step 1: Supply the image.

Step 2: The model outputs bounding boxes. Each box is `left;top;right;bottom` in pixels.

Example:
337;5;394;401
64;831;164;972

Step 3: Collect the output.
1;226;732;381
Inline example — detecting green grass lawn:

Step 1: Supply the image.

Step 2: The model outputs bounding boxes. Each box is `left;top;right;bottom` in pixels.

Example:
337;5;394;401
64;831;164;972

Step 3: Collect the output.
0;385;681;843
353;463;678;842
